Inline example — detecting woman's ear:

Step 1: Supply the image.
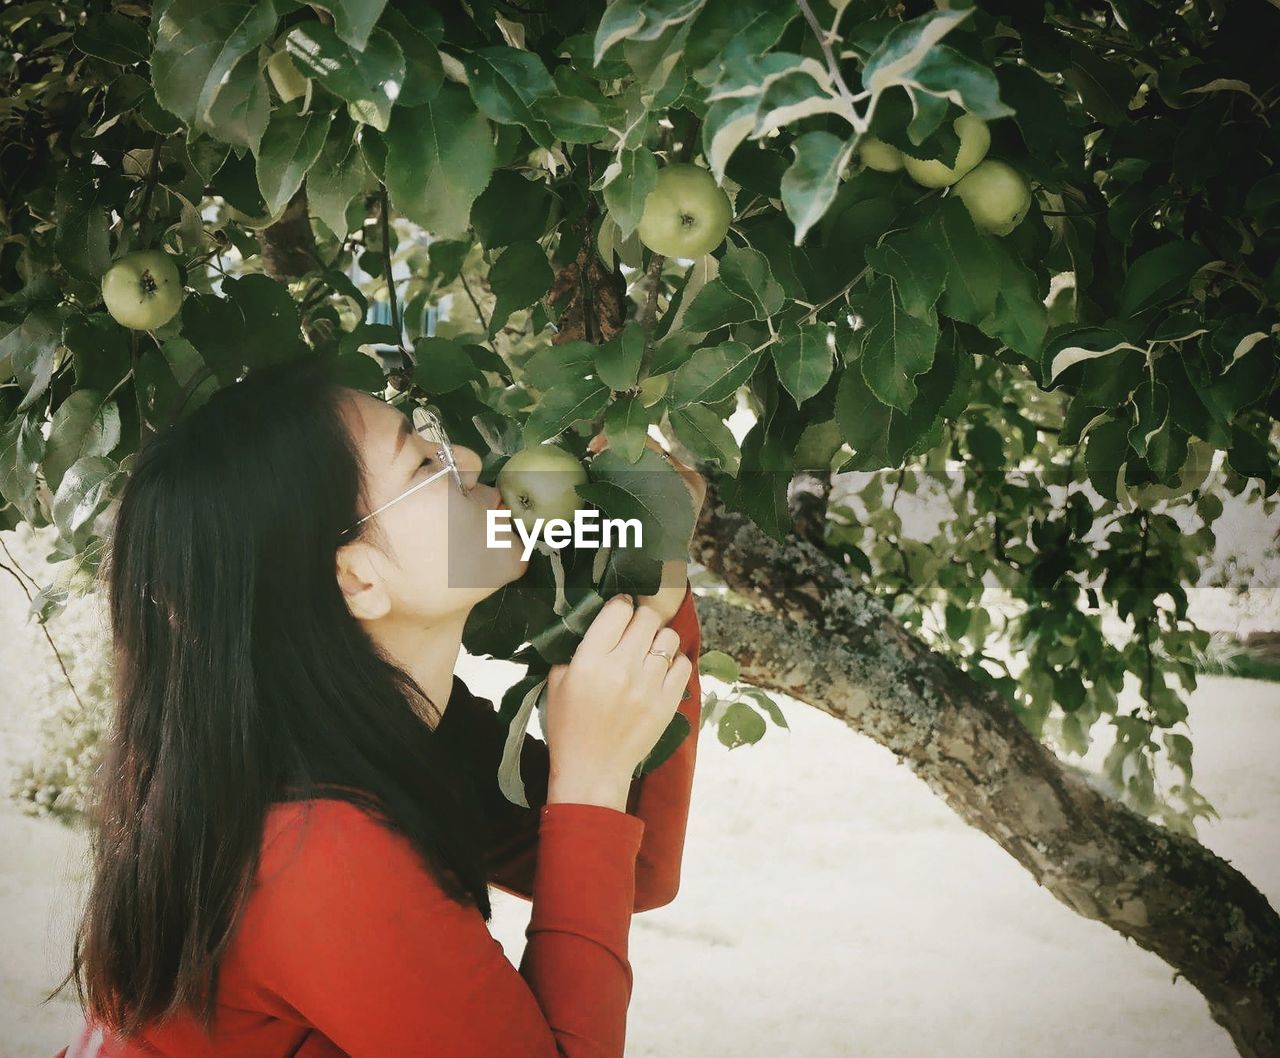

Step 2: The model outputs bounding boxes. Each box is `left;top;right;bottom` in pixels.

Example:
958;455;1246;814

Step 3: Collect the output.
335;546;393;621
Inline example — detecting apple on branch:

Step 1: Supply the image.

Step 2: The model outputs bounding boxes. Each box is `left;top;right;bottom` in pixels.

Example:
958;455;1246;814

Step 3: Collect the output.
856;136;904;172
101;250;184;331
901;113;990;188
495;443;589;537
636;163;733;259
953;159;1032;236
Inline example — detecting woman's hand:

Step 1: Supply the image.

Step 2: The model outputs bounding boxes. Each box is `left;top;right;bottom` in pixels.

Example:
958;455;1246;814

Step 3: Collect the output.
587;431;706;623
544;592;695;790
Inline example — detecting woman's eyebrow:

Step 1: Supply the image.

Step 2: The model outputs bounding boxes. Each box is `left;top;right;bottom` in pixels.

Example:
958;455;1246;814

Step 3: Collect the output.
391;415;412;462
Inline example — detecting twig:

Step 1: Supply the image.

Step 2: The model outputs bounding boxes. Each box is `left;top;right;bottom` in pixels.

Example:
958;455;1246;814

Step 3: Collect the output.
0;541;88;714
135;132;165;249
638;251;666;361
459;273;491;335
796;0;866;132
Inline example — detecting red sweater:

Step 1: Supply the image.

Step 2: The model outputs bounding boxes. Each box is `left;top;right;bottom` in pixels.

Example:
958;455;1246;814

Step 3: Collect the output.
54;583;702;1058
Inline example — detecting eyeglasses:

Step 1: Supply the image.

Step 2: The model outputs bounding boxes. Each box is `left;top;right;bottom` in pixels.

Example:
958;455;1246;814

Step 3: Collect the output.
339;406;467;542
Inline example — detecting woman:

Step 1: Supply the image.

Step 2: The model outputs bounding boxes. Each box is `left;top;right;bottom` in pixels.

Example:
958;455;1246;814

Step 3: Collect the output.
48;354;706;1057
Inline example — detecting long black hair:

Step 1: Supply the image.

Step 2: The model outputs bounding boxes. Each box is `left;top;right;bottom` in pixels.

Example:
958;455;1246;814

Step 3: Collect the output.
49;354;493;1038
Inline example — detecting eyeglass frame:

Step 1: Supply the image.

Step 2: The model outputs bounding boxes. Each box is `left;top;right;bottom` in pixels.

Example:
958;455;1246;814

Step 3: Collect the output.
338;406;467;543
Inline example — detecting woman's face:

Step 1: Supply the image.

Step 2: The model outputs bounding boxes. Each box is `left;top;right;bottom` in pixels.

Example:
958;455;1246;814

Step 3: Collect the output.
335;389;528;623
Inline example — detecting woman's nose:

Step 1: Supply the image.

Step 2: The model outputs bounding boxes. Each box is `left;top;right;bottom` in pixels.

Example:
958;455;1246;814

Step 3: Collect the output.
454;445;484;488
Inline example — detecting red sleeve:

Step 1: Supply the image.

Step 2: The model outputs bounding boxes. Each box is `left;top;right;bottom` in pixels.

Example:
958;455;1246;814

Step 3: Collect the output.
240;798;646;1057
444;580;702;910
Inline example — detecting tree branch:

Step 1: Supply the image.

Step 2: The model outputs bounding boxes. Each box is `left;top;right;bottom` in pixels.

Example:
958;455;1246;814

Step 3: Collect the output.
691;473;1280;1056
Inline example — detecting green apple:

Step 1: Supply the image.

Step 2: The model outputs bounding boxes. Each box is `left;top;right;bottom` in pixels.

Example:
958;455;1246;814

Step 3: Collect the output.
636;163;733;259
857;136;904;172
902;114;991;188
496;443;589;533
101;251;184;330
266;48;309;103
953;159;1032;236
637;373;671;408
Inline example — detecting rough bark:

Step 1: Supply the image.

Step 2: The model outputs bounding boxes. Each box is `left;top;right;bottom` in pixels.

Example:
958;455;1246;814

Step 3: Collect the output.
689;475;1280;1058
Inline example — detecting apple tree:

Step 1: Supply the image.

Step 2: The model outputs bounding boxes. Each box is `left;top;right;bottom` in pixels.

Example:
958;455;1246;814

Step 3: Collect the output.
1;0;1279;1053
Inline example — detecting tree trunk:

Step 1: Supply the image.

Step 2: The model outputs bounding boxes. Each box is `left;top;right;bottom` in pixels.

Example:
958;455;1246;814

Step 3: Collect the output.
689;476;1280;1058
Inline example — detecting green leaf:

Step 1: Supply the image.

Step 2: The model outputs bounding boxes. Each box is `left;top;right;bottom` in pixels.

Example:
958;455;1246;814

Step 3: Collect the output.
411;337;483;394
465;46;557;148
307;113;372;237
864;222;947;320
933;198;1000;328
74;13;150;65
998;63;1082;170
1041;327;1141;388
63;314;131;394
1118;240;1212;317
254;106;333;214
739;686;788;728
701;53;836;182
521;340;596;391
987;252;1048;359
1084;416;1130;502
858;274;939;411
44;391;122;494
285;24;404;132
684;0;796;84
682;244;784;332
522;376;610;446
771;321;833;405
680;272;761;332
700;93;759;186
384;82;495;240
581;446;695;561
0;411;46;523
594;322;646;391
781;131;854;247
718;700;767;748
669;340;763;406
593;0;705;66
229;274;304;368
698;648;740;682
307;0;388;51
604;394;651;463
151;0;277;150
55;206;111;284
602;147;659;241
1;307;61;413
52;456;121;549
375;7;442;107
488;241;554;336
668;403;742;475
1063;44;1135;127
835;326;958;471
861;9;1012;127
471;170;555;251
534;93;609;144
184;276;304;379
749;65;849;141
